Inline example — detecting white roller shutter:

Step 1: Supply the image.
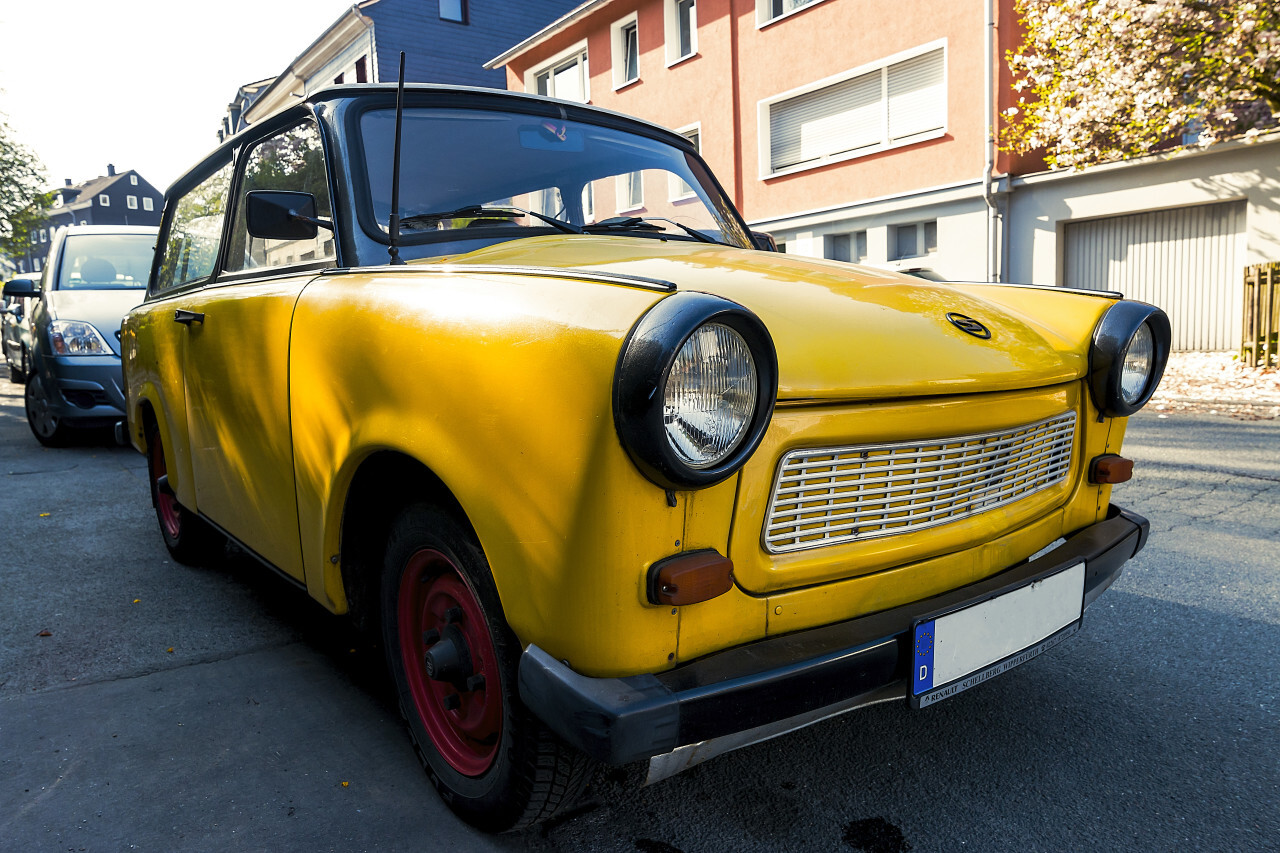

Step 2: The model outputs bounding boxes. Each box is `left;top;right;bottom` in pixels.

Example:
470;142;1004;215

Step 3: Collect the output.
888;48;945;142
767;46;945;174
1064;200;1246;351
770;71;881;172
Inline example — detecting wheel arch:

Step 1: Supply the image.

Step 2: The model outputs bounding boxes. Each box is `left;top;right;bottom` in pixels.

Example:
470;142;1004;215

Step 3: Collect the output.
335;450;479;635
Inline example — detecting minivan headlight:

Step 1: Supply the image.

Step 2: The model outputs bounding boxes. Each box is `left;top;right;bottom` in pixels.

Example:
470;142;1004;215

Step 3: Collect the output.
50;320;114;356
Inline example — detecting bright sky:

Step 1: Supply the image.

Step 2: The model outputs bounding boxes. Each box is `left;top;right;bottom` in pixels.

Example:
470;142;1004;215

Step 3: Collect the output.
0;0;355;194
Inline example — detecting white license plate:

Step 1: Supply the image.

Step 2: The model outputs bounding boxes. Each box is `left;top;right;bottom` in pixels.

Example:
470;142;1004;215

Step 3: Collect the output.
910;563;1085;708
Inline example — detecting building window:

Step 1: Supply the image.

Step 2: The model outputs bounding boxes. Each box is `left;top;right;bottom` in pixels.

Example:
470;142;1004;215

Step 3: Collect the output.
892;220;937;259
127;195;139;209
761;44;945;177
823;230;868;263
130;175;138;186
356;56;368;83
617;171;643;212
612;15;640;89
670;124;701;200
34;258;42;272
39;228;47;242
665;0;696;65
532;44;589;103
99;194;110;206
439;0;467;23
143;197;155;212
758;0;826;25
334;73;345;84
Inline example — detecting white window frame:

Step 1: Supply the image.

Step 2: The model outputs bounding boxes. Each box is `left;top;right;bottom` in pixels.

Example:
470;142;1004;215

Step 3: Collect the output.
99;194;110;206
757;40;947;180
526;40;590;103
143;197;155;212
756;0;830;28
665;0;697;67
127;195;138;209
130;175;138;185
611;13;640;90
669;122;702;201
616;171;644;214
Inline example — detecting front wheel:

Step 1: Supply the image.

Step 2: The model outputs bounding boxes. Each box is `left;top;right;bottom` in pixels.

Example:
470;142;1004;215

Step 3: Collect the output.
25;372;69;447
380;504;592;832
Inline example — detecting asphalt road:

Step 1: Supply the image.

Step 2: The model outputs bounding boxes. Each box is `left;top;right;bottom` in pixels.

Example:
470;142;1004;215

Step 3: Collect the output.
1;381;1276;853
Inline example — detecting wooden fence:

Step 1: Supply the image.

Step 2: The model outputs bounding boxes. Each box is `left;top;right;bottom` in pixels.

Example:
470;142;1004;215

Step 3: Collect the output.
1242;263;1279;368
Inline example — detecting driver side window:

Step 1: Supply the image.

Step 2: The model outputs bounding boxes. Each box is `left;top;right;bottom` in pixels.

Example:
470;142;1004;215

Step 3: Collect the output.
225;120;335;273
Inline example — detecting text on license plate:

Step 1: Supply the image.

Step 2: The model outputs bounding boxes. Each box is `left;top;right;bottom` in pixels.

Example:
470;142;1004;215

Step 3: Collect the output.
911;563;1085;708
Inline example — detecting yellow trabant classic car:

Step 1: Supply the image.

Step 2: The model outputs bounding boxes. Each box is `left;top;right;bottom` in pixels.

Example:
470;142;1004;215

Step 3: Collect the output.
122;85;1168;831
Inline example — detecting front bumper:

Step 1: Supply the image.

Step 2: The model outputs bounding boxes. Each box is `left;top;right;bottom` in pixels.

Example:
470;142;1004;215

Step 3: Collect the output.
40;354;127;421
519;505;1148;766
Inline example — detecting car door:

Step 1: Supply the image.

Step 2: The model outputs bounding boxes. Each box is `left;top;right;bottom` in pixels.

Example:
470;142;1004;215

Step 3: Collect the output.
179;119;338;582
127;156;236;518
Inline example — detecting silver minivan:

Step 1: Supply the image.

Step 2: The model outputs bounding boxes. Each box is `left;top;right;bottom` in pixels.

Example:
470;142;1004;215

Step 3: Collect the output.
4;225;157;445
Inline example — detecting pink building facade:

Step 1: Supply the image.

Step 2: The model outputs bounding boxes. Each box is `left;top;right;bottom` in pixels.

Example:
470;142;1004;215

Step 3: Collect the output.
489;0;1026;281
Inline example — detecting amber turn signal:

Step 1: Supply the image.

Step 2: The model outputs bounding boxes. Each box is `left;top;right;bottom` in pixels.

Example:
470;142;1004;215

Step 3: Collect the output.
1090;454;1134;485
647;550;734;606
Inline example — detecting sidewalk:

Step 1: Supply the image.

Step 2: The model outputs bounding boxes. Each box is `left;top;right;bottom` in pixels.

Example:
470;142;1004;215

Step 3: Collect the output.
1149;352;1280;420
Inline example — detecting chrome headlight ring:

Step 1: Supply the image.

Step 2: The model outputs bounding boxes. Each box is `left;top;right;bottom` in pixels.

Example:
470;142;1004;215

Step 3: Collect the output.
1088;300;1172;418
614;292;778;491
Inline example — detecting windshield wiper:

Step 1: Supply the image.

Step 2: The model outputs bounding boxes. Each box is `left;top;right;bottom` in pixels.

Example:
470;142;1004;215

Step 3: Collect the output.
399;204;582;234
582;215;723;245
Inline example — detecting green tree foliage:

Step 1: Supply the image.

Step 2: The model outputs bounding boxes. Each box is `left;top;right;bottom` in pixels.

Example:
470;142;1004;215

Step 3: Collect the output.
1004;0;1280;168
0;115;46;259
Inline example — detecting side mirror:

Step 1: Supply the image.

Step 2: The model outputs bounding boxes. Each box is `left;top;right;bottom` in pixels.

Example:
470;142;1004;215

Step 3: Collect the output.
3;278;38;298
750;231;778;252
245;191;331;241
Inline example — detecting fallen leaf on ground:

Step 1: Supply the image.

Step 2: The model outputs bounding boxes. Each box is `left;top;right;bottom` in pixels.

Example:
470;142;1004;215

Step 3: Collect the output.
37;630;52;637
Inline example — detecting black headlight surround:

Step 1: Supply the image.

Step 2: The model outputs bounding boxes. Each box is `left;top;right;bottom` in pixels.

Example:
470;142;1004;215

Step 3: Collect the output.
614;291;778;491
1088;300;1172;418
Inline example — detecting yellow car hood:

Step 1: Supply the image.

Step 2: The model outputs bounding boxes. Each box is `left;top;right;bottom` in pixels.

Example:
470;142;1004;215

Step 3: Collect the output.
437;236;1099;402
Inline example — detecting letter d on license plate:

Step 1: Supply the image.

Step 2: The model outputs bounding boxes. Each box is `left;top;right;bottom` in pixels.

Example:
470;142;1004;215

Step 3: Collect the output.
910;563;1085;709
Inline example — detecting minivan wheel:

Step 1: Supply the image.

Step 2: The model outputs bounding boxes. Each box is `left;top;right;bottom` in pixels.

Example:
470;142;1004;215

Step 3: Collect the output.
25;373;69;447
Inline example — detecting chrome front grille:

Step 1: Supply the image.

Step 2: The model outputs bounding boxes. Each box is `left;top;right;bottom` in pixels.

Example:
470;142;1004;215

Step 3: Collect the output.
763;413;1077;554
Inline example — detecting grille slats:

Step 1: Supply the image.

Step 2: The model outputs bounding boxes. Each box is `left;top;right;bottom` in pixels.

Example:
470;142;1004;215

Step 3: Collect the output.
763;413;1077;554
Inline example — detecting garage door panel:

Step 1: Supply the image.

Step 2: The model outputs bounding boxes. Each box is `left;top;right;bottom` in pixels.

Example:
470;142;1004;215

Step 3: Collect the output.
1064;200;1245;351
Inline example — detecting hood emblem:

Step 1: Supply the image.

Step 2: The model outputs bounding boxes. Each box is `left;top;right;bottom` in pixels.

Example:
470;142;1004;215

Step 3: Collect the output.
946;313;991;340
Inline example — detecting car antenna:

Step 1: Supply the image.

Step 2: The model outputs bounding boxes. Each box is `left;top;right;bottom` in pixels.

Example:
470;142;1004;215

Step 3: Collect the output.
388;51;407;265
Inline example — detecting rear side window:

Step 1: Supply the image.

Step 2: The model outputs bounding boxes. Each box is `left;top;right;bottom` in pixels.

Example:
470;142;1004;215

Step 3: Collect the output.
224;120;335;273
155;159;233;293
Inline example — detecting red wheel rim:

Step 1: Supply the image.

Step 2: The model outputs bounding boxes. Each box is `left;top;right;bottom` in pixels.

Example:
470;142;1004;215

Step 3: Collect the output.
398;548;503;776
151;440;181;541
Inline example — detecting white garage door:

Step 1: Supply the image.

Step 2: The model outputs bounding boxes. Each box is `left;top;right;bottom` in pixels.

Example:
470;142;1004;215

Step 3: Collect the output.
1063;200;1246;351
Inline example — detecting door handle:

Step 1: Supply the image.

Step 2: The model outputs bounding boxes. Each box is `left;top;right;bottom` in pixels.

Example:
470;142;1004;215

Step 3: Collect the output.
174;309;205;326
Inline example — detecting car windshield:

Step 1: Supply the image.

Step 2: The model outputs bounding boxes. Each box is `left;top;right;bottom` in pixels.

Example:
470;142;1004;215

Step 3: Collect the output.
358;106;752;253
56;234;154;290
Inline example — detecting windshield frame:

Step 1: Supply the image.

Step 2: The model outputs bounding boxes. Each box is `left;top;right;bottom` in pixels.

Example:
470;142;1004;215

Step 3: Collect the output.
343;92;753;260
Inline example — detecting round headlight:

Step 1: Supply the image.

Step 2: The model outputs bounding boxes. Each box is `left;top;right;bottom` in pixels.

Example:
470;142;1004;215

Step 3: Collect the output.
1089;301;1170;418
1119;323;1154;406
663;323;758;468
614;292;778;491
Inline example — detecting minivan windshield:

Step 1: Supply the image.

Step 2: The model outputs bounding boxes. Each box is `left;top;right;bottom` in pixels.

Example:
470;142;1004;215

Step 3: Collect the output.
359;106;752;253
57;234;154;290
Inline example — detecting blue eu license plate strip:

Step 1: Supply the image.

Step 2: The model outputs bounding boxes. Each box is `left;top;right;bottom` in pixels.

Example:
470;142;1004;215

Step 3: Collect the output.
910;562;1085;709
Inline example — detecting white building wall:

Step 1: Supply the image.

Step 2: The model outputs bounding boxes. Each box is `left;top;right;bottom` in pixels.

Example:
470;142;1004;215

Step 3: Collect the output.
750;180;994;281
1006;133;1280;288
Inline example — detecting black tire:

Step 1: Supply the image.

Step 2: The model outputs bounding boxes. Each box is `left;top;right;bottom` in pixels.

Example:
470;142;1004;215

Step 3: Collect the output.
380;503;593;832
25;372;69;447
8;363;23;383
146;426;221;565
